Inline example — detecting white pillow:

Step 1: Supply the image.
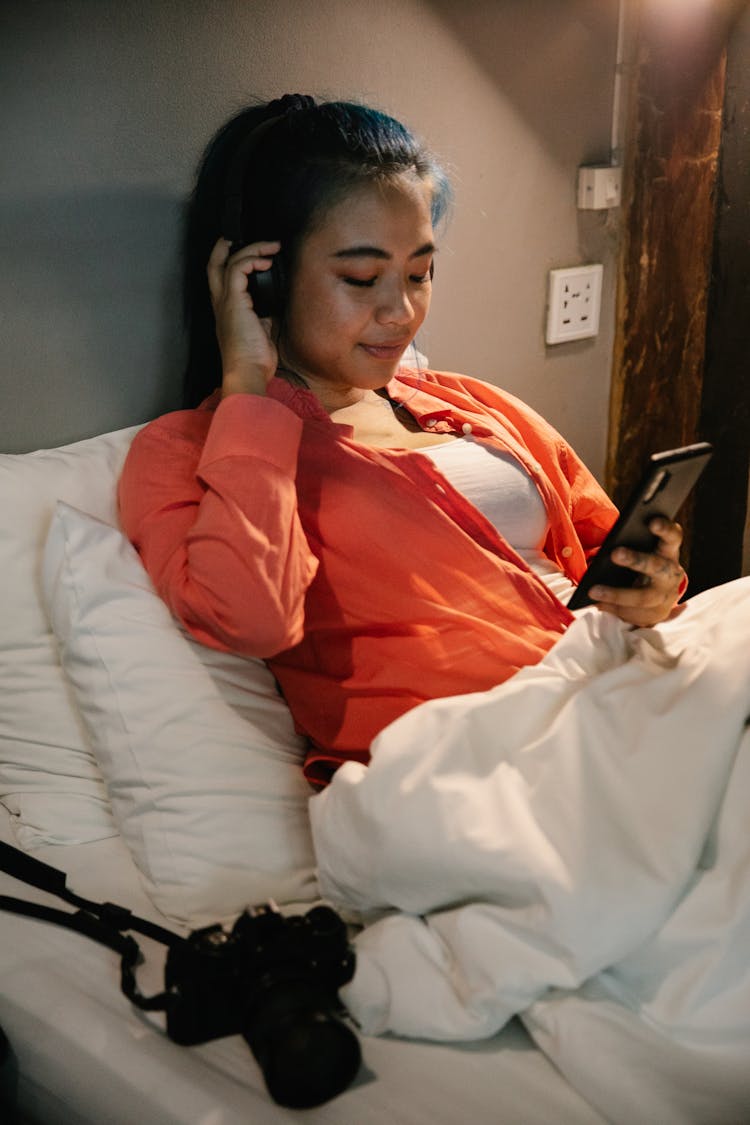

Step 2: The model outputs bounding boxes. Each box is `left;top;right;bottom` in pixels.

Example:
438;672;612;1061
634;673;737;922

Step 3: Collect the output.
0;427;142;846
42;502;319;925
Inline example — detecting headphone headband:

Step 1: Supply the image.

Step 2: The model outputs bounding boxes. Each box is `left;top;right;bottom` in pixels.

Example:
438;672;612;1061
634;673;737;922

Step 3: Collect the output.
221;113;285;249
221;95;316;249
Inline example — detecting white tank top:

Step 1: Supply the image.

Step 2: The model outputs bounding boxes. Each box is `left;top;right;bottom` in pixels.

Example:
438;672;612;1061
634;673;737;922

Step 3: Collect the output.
420;437;576;604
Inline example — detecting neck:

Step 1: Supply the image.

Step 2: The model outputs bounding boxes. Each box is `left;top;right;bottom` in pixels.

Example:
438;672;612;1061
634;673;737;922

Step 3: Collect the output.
275;365;310;392
275;365;390;416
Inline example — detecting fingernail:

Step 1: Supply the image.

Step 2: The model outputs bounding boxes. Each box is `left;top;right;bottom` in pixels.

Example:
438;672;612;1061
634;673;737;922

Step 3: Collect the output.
589;586;603;599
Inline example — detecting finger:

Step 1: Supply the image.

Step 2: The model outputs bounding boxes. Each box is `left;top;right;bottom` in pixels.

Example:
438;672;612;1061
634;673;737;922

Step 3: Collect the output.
589;583;664;610
208;236;232;265
208;239;281;303
606;519;682;579
591;558;684;603
223;243;281;303
609;546;683;588
649;517;683;558
227;239;281;263
207;237;232;305
224;256;275;301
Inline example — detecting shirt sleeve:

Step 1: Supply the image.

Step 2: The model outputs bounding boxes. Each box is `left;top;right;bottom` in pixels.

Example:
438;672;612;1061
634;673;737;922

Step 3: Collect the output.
556;438;618;560
117;394;319;657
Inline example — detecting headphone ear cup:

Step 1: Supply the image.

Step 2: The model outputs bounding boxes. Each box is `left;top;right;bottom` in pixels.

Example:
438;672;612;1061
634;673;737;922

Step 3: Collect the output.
247;257;286;319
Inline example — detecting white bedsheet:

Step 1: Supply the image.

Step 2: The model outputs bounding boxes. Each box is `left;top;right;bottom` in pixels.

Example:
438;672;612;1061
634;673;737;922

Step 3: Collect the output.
311;579;750;1124
0;806;605;1125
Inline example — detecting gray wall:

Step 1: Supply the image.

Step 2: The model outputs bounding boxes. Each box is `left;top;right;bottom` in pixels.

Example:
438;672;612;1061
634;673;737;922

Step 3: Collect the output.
0;0;619;477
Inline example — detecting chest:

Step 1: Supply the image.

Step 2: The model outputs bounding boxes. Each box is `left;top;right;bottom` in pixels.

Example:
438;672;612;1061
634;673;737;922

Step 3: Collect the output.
328;395;456;451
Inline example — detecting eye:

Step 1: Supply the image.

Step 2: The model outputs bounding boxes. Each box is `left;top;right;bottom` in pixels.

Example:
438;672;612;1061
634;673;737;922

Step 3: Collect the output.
410;258;434;284
343;276;377;288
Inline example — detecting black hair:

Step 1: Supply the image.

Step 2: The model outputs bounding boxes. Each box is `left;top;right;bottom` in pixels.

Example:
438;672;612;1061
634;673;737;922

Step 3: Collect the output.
181;94;452;407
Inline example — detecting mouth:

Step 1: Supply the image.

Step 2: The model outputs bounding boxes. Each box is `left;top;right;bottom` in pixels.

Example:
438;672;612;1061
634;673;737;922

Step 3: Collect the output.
359;341;410;361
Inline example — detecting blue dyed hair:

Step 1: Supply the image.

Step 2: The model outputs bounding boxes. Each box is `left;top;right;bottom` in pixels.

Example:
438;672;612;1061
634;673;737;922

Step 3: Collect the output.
182;95;452;406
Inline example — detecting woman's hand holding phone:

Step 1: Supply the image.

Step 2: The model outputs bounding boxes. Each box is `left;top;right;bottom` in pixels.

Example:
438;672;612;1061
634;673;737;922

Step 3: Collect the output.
568;443;712;626
207;237;280;397
587;517;687;626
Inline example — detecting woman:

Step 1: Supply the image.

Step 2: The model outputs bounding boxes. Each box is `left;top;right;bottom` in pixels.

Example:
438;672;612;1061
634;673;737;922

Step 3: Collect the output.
119;99;750;1086
118;94;687;786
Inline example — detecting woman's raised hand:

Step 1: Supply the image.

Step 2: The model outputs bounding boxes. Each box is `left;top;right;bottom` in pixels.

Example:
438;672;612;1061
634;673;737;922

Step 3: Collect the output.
207;237;281;397
588;517;687;627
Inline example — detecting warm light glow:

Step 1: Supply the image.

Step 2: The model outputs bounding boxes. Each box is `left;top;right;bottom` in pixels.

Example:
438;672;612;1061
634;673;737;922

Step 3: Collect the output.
641;0;732;45
644;0;715;25
646;0;714;11
652;0;715;6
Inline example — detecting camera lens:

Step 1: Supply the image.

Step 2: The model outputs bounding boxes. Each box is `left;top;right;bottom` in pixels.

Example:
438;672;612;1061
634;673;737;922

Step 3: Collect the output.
259;1011;361;1108
244;978;361;1108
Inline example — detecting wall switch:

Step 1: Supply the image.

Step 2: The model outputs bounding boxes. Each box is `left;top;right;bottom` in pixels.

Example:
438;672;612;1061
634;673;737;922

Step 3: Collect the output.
577;164;622;210
545;264;603;345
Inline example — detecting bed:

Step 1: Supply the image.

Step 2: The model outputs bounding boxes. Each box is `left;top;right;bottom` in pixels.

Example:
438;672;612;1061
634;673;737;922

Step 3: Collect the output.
1;424;748;1124
0;423;608;1124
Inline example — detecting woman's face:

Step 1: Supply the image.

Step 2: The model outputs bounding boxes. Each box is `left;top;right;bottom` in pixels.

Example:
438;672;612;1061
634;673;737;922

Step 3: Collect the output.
279;174;435;404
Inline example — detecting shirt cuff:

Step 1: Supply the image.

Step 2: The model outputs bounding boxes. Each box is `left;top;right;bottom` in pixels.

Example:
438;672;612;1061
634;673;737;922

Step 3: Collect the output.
199;393;303;477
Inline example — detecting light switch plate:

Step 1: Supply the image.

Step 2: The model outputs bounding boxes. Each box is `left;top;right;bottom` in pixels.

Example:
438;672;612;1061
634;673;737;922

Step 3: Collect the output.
577;165;622;210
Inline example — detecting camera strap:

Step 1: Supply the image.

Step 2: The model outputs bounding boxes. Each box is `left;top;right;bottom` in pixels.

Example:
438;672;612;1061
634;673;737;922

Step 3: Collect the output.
0;839;177;1011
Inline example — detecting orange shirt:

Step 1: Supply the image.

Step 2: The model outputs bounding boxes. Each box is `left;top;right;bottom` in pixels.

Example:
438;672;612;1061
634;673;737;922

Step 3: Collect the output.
118;370;617;784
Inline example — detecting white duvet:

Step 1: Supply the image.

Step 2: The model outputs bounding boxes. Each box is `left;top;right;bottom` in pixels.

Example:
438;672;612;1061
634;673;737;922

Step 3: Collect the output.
310;578;750;1124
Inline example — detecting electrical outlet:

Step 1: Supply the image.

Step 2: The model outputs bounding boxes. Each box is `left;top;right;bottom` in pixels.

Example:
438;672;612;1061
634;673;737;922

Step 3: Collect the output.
545;264;603;345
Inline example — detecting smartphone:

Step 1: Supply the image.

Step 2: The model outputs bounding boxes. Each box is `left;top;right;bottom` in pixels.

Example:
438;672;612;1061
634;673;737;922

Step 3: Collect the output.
567;442;713;611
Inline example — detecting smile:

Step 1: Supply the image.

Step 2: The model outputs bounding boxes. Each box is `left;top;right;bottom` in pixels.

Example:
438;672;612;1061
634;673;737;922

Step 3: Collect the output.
360;342;409;360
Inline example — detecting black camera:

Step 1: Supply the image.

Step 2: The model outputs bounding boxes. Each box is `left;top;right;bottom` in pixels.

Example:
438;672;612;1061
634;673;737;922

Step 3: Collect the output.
164;902;361;1108
0;841;364;1110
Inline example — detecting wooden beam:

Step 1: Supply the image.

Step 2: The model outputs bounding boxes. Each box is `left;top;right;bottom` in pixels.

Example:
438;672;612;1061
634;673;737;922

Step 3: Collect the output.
607;1;731;563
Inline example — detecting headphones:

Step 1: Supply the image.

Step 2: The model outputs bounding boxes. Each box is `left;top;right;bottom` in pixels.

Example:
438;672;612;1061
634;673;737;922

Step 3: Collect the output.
221;114;288;319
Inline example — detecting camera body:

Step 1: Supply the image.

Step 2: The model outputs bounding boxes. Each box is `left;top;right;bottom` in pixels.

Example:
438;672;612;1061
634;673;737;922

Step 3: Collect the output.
164;902;361;1108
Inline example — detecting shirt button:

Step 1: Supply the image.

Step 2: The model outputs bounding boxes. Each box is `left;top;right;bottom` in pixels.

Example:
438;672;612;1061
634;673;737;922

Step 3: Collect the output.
531;460;542;473
561;546;573;558
461;422;473;434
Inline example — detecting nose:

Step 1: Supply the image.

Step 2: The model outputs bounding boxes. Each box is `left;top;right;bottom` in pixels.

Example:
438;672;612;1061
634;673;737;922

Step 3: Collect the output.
375;279;415;326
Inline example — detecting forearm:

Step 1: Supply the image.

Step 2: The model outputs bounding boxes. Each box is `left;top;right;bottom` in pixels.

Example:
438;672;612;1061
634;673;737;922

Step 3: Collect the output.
118;395;318;657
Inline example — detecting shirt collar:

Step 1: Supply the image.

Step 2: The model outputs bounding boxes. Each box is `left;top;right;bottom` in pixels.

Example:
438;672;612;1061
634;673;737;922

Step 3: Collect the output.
203;369;464;430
